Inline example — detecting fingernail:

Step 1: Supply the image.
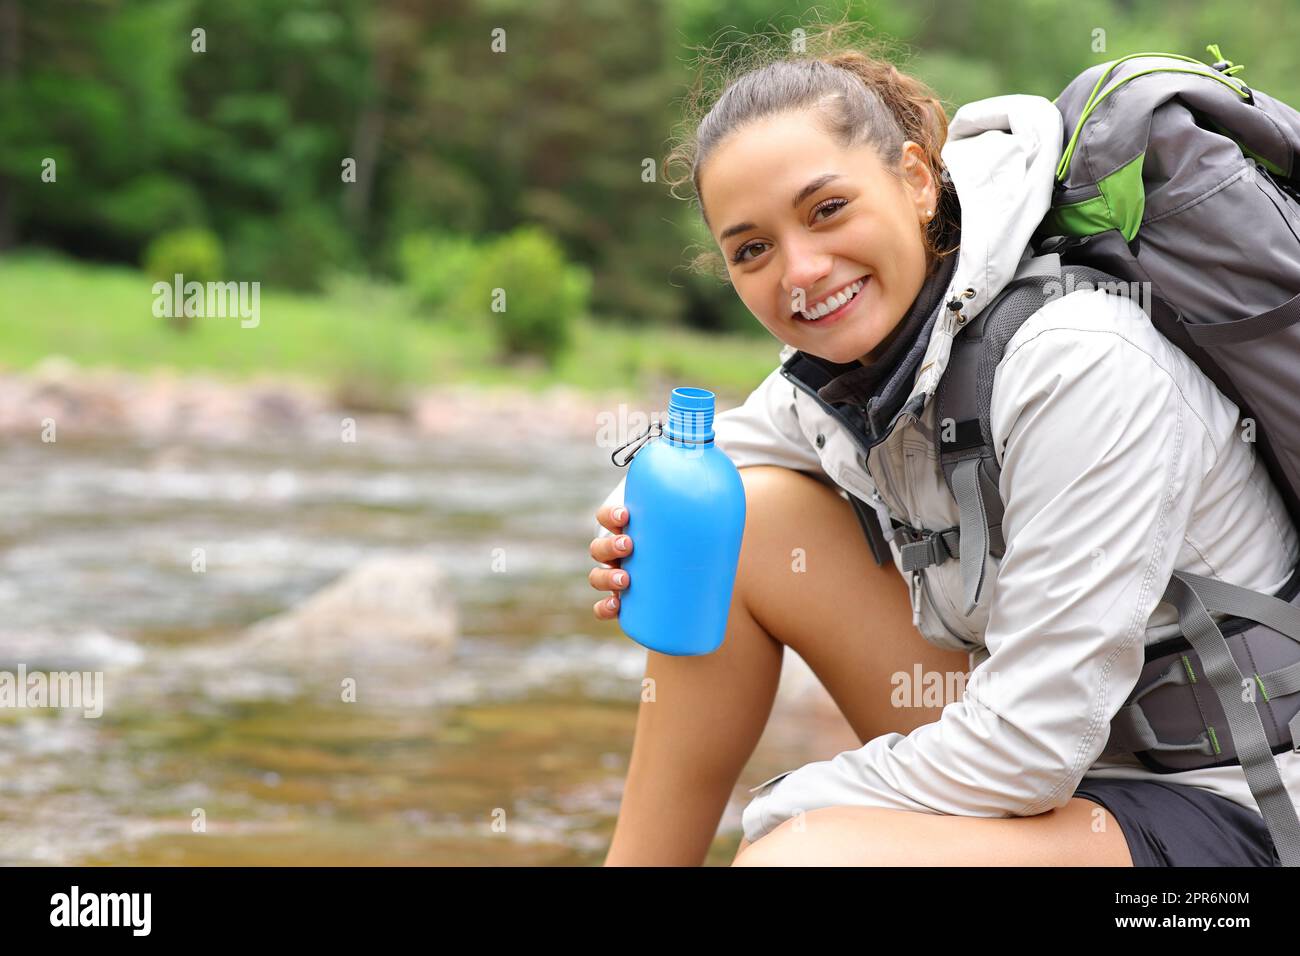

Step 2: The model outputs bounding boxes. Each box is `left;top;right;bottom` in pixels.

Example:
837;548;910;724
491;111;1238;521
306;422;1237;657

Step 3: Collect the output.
614;571;627;586
606;597;617;609
614;508;626;522
616;536;629;551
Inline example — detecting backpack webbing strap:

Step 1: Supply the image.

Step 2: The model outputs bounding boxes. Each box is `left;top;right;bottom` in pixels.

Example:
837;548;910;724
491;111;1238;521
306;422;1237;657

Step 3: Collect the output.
951;456;1009;614
1104;657;1217;757
1163;569;1300;866
1261;660;1300;697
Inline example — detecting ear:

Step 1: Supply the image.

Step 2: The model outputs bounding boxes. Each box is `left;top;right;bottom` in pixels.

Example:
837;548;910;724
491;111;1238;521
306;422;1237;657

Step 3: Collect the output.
899;140;937;220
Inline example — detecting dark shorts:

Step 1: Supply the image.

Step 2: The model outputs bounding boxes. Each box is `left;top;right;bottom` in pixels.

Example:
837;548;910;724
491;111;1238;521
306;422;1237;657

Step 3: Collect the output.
1072;775;1281;867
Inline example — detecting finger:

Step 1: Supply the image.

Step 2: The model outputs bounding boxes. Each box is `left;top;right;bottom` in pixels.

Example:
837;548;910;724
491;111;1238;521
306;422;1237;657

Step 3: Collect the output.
589;533;633;564
593;594;620;620
588;566;630;592
596;505;630;534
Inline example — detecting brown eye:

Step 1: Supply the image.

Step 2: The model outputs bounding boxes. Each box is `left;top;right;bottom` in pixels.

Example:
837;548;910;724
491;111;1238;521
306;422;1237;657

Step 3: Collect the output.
731;198;847;264
812;197;848;221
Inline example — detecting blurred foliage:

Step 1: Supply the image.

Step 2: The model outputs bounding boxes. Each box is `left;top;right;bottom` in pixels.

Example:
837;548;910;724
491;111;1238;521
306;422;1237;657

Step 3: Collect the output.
142;226;225;331
0;0;1296;337
1;252;779;407
225;205;357;291
398;230;482;314
464;226;590;367
143;227;225;284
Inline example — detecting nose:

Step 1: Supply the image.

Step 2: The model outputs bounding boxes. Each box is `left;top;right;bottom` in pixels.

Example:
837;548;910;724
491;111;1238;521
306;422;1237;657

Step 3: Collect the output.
781;237;833;309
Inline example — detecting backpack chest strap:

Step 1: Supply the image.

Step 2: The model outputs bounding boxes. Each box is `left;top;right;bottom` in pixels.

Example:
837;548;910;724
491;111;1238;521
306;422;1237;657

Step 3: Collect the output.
896;523;961;573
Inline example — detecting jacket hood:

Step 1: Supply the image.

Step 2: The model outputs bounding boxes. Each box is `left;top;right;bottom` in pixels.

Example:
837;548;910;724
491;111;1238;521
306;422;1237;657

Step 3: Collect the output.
780;93;1065;423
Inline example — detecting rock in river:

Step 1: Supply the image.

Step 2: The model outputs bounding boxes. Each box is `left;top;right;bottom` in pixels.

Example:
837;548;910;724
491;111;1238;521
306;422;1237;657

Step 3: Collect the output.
233;554;459;664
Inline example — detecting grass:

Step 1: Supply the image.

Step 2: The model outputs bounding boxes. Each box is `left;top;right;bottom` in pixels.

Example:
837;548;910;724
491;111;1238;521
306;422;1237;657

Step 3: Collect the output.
0;251;783;408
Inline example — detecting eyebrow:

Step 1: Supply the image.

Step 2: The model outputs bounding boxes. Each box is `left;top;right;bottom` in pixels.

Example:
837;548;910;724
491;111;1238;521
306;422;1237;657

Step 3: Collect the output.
718;173;843;241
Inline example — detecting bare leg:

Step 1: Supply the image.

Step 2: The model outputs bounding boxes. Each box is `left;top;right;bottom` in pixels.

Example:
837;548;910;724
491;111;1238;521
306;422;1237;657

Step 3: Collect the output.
737;470;973;745
603;466;970;866
731;799;1134;866
603;583;784;866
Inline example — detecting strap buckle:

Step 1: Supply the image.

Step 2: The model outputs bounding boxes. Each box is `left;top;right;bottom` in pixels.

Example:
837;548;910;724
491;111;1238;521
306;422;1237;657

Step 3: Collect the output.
897;524;960;572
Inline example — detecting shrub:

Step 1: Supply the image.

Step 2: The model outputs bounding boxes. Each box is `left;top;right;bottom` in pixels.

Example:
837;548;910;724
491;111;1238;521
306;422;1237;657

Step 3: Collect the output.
142;228;225;332
464;226;589;366
142;227;225;284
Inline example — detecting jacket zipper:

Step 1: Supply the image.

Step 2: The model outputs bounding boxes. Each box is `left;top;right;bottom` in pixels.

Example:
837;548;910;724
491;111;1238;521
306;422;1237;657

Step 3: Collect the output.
909;565;923;627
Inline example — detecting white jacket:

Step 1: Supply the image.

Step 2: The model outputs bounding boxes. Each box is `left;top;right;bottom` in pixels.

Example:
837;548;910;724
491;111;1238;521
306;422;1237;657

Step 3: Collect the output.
596;94;1300;845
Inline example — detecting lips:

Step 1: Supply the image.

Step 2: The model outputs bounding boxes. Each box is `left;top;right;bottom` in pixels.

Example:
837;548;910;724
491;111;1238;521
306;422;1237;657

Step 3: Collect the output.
792;274;870;327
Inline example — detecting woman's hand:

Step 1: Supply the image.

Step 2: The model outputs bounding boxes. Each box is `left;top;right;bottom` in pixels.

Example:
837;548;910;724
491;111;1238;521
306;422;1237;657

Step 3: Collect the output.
589;505;633;620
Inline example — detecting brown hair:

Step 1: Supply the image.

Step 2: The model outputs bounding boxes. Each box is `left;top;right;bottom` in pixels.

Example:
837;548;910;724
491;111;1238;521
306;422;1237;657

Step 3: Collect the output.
665;19;960;282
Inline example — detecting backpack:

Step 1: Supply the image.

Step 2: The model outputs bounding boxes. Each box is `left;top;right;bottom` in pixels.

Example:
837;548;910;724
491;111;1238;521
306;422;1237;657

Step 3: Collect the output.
902;46;1300;864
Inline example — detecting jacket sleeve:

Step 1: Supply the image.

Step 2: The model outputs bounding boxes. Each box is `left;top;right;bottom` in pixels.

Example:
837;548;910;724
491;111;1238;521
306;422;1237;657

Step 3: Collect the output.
741;308;1222;843
593;361;827;542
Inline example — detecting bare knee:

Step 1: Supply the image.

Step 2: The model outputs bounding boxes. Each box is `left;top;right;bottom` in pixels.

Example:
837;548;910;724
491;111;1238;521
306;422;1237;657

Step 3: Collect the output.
732;465;889;636
738;465;837;509
733;466;850;597
729;466;963;743
736;465;864;558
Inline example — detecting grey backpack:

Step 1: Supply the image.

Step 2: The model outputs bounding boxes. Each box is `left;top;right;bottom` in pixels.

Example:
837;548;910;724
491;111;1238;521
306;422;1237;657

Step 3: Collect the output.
905;46;1300;863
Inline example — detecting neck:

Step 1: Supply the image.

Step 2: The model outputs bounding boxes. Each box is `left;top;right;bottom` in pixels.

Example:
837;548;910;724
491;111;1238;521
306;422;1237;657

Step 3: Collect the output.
857;254;948;367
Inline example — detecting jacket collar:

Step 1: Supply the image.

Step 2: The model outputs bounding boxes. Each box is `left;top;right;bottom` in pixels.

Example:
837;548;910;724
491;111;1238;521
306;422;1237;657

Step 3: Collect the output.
813;245;959;430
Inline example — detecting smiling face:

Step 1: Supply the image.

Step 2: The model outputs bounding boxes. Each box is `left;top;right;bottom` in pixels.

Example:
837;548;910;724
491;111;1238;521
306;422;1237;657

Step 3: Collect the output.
699;110;939;366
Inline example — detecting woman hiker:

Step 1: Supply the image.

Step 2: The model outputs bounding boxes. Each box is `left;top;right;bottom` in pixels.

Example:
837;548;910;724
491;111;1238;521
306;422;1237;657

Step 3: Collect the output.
588;32;1299;866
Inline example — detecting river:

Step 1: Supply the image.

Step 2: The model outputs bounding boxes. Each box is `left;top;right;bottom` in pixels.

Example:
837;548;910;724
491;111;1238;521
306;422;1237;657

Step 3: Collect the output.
0;398;851;865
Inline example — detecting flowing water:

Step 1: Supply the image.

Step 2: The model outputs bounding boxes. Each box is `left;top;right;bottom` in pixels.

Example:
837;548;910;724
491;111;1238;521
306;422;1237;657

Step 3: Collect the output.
0;413;852;866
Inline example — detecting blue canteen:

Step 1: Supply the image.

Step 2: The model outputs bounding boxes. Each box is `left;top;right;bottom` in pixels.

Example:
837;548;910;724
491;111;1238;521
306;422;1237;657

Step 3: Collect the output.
612;387;746;655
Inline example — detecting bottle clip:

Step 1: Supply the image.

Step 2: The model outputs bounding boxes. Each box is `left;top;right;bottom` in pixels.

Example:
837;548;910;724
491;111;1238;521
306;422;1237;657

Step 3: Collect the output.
611;420;663;467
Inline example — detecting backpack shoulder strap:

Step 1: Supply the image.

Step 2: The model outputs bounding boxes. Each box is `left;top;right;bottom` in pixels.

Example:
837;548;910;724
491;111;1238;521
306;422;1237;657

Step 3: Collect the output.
932;253;1122;613
932;246;1300;865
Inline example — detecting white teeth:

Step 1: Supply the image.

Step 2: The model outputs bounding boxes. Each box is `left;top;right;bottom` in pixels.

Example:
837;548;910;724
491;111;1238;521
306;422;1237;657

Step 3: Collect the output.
799;277;866;321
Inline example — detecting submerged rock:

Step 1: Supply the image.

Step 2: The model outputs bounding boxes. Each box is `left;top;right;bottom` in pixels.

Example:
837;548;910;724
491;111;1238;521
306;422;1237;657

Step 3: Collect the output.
232;554;459;664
